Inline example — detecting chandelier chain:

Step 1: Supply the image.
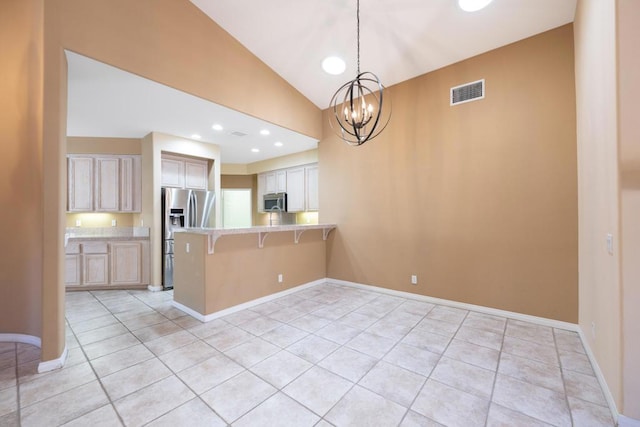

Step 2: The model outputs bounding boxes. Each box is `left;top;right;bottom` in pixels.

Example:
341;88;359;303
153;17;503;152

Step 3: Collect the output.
356;0;360;75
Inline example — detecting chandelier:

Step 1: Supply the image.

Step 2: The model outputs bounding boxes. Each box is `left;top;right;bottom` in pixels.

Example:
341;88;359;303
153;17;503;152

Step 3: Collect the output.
329;0;391;146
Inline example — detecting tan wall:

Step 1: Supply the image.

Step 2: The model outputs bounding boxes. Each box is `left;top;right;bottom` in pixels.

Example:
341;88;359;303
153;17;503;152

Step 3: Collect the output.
574;0;622;409
247;149;318;175
67;136;141;155
321;25;578;322
0;0;44;338
174;231;326;315
33;0;321;362
51;0;321;140
618;0;640;418
220;149;319;175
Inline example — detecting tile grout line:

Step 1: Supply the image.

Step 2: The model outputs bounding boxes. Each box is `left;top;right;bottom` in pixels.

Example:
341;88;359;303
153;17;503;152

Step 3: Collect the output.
398;305;468;426
65;291;130;426
554;327;576;426
483;313;509;427
14;343;22;427
124;289;261;426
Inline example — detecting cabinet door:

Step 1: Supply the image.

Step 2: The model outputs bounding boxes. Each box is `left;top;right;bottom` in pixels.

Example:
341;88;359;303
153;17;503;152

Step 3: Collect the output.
265;172;277;194
286;167;305;212
305;165;319;211
83;253;109;285
68;157;94;211
110;242;142;285
184;160;208;190
257;173;266;213
161;157;185;188
276;170;287;193
65;255;82;286
120;156;141;212
95;157;120;211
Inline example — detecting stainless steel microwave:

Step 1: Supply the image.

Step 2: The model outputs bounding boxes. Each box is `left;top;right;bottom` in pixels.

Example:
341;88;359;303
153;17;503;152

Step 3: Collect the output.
263;192;287;212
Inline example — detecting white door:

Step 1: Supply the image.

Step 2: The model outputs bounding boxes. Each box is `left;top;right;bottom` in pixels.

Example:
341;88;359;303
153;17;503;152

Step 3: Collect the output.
222;189;252;228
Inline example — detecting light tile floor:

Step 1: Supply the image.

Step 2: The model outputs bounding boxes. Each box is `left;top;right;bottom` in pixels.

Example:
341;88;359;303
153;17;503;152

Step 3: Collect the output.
0;283;615;426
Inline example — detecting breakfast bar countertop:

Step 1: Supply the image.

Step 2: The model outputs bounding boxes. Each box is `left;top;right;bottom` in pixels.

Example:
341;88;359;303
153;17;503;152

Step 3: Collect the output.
176;223;336;254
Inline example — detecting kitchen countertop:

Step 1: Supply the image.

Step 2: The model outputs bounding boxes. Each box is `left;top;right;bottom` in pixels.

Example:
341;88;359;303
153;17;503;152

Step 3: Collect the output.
65;227;150;244
177;223;336;254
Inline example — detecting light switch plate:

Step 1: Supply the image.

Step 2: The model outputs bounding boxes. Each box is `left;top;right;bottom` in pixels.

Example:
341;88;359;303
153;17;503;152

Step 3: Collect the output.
606;233;613;255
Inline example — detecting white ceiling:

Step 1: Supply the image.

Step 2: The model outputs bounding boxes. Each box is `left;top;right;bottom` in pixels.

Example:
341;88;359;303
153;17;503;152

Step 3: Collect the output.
67;0;577;164
191;0;577;109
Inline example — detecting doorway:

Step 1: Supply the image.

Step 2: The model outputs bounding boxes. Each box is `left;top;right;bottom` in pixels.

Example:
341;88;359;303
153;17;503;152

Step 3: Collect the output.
221;189;252;228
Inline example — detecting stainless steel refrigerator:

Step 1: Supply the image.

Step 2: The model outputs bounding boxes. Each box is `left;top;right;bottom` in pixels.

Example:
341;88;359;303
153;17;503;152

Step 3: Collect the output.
161;187;215;289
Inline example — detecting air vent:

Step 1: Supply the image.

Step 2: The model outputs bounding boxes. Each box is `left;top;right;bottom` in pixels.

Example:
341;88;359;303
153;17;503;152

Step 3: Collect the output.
230;131;248;137
450;79;485;106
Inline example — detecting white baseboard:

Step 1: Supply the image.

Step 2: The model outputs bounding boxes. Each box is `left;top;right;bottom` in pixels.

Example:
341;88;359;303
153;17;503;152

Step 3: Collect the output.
171;278;326;322
619;415;640;427
38;345;68;373
147;284;163;292
328;278;579;331
0;334;67;373
0;333;41;347
575;327;621;424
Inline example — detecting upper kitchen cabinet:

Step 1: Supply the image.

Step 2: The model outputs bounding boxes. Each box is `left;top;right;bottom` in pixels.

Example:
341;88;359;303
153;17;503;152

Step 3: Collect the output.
161;154;208;190
286;167;305;212
263;170;286;194
257;170;286;212
95;157;119;211
67;155;141;212
305;165;319;211
68;156;94;211
257;163;318;213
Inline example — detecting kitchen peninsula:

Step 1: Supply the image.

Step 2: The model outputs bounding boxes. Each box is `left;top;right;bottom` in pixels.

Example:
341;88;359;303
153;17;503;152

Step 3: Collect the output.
172;224;336;320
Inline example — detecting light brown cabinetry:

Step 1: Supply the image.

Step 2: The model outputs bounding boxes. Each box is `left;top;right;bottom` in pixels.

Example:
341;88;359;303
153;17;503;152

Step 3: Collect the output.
161;154;208;190
67;157;94;211
95;157;120;211
64;242;82;286
65;239;149;289
286;167;305;212
110;242;143;285
305;165;319;211
82;241;109;285
257;163;318;213
67;155;141;212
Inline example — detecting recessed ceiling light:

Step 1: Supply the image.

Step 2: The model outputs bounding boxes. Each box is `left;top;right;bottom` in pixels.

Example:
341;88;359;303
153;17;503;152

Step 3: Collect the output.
212;124;223;131
191;134;201;139
260;129;270;136
274;142;283;147
251;148;260;153
458;0;493;12
322;56;346;75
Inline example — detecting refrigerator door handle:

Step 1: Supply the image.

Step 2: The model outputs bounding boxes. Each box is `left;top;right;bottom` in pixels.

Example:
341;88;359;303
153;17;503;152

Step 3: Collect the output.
190;192;197;227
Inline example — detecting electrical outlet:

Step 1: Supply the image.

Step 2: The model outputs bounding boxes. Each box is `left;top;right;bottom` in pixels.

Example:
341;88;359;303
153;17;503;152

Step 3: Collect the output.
185;243;190;253
278;274;283;283
111;219;117;227
75;219;81;227
411;275;418;285
591;321;596;339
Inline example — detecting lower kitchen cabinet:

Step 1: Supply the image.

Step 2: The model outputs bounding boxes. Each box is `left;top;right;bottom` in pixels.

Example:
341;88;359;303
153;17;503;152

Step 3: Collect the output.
83;253;109;285
65;239;149;289
110;241;143;285
64;254;82;286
